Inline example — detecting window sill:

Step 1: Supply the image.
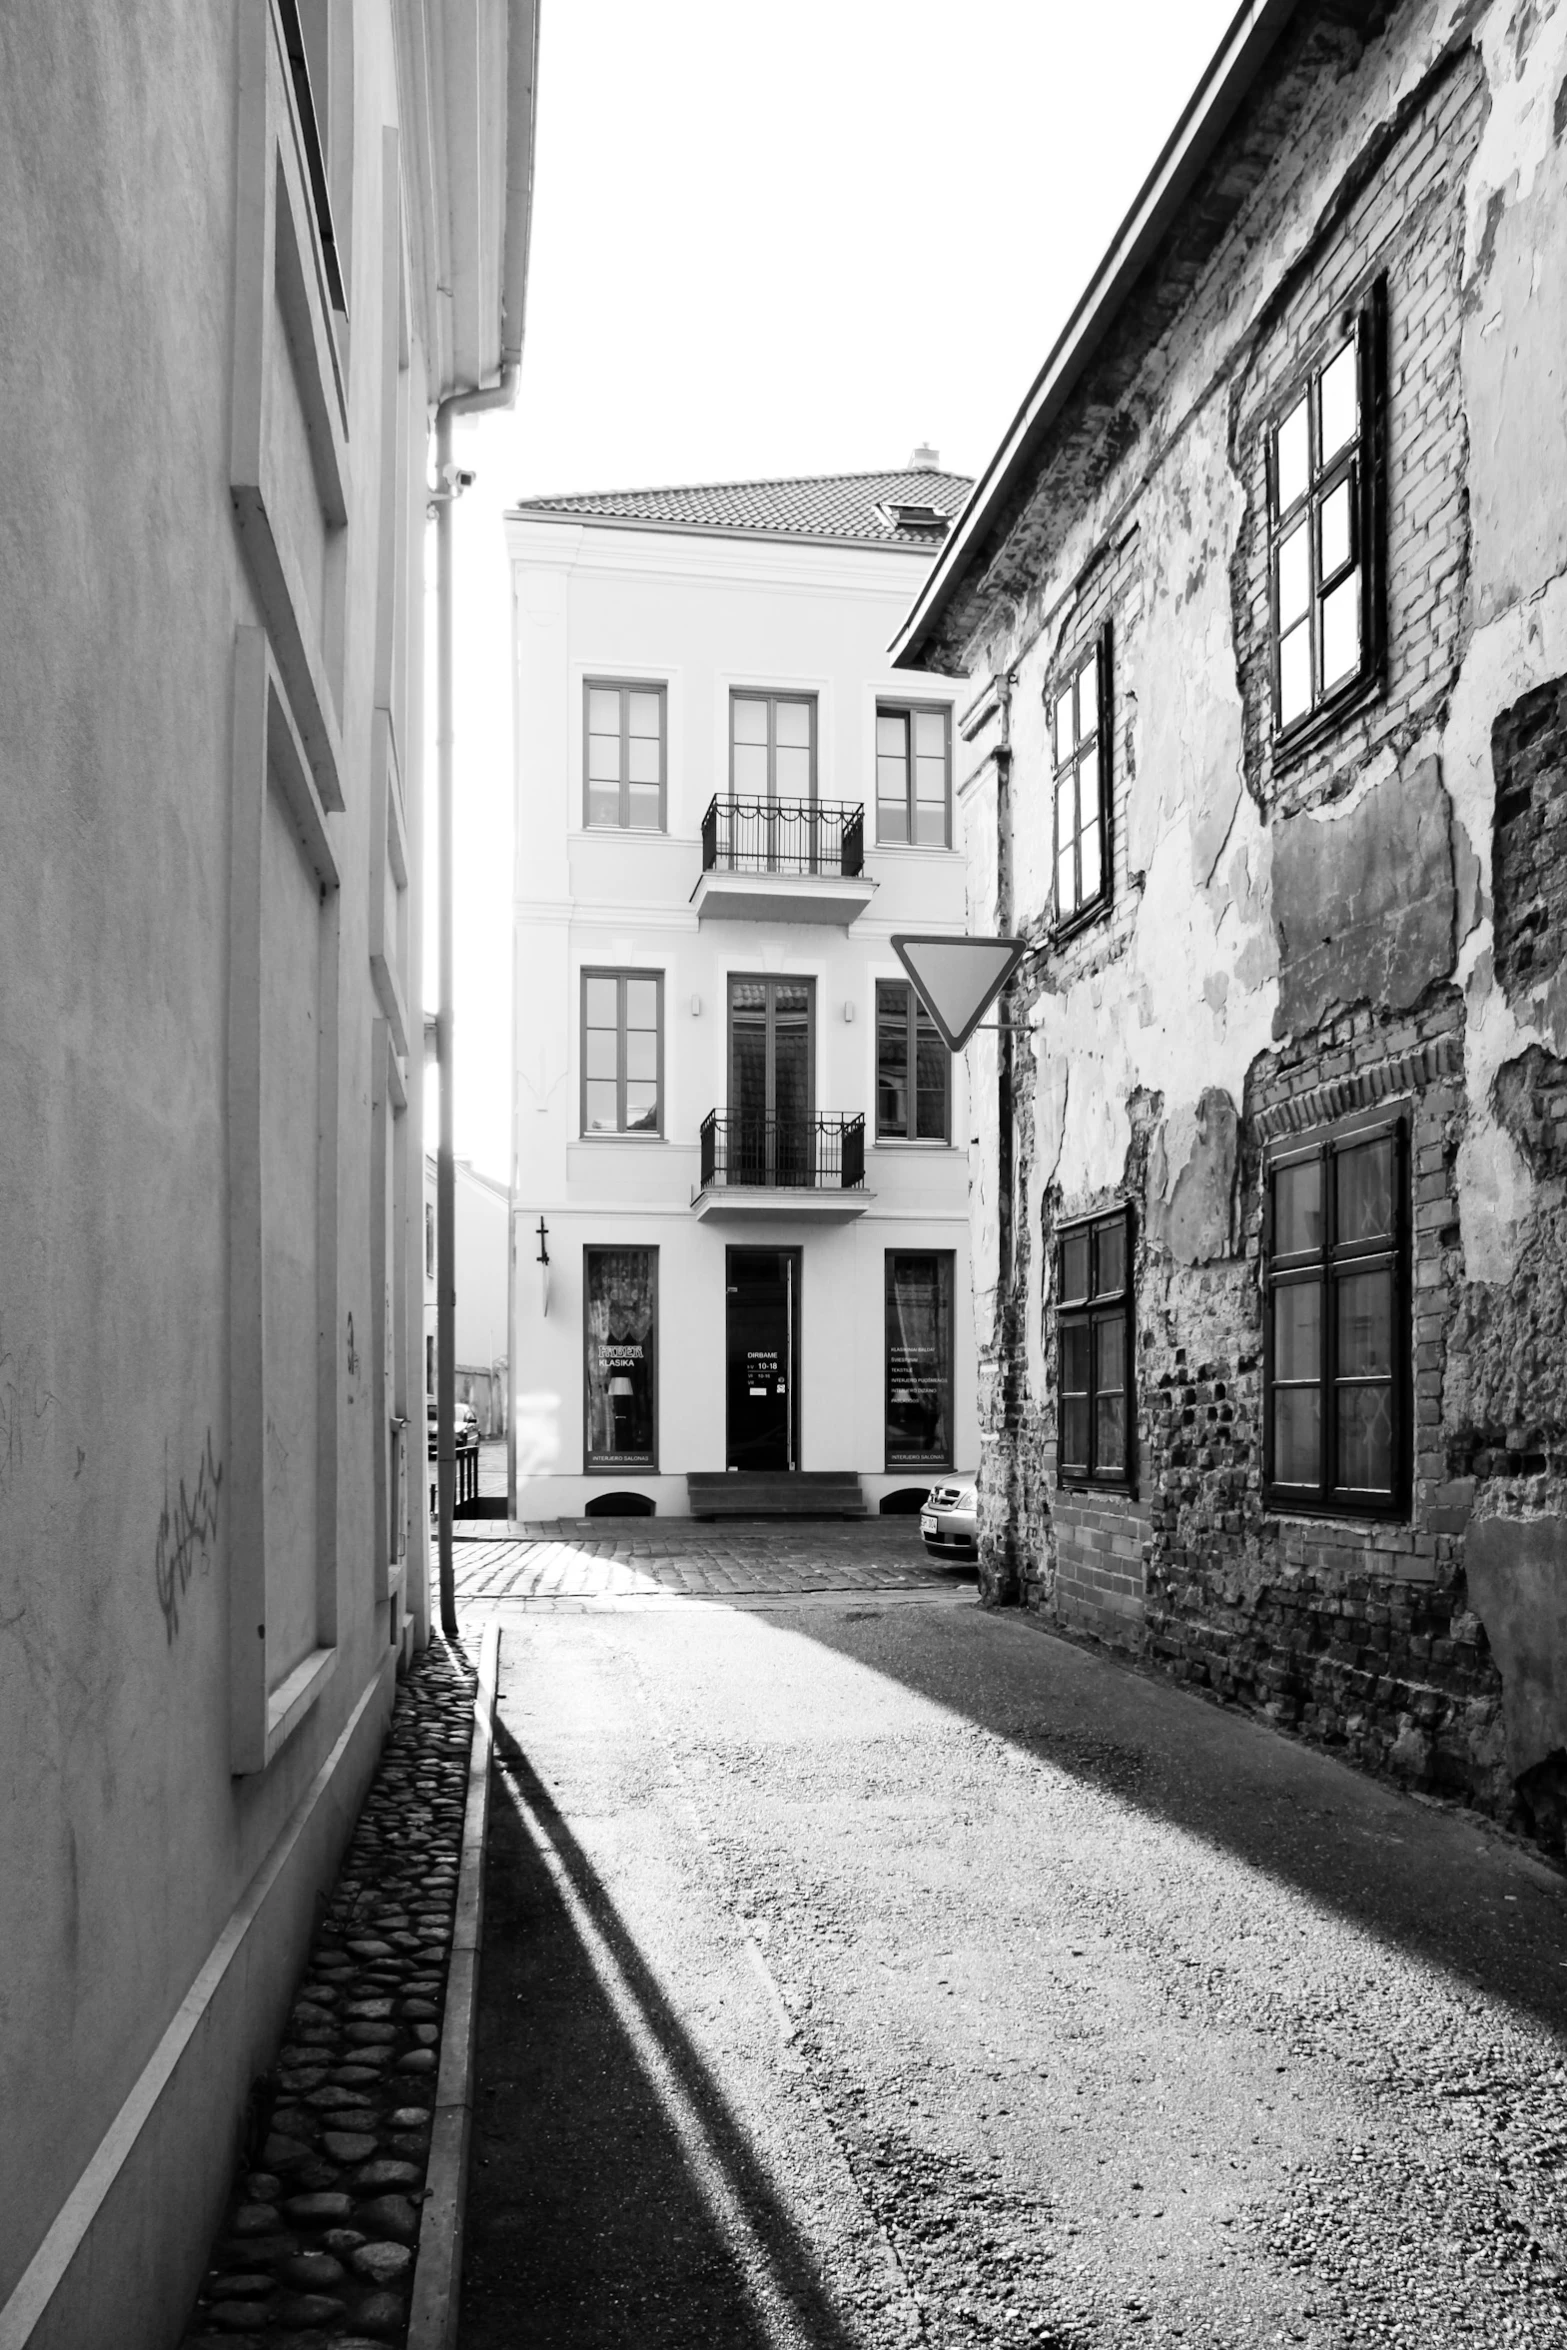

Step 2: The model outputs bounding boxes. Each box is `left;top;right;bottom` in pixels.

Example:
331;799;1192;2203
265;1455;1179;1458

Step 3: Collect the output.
872;1137;955;1151
578;1131;666;1144
1264;1497;1410;1526
1049;894;1113;949
1055;1477;1138;1501
869;841;958;859
263;1645;337;1768
1271;666;1382;772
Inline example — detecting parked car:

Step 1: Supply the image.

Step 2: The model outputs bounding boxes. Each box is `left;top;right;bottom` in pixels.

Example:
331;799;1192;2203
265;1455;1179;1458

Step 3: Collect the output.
920;1481;978;1561
426;1400;481;1457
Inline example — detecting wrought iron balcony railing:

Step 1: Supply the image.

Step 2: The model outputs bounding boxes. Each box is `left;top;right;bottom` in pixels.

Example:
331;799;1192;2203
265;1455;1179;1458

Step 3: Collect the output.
699;796;865;879
699;1110;867;1193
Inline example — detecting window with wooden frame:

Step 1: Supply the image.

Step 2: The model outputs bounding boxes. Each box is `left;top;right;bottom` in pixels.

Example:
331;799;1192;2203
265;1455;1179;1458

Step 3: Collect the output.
1263;1112;1408;1517
876;702;951;845
581;970;663;1136
1268;283;1385;741
1049;633;1109;930
875;979;949;1140
584;681;667;830
730;691;816;805
1056;1205;1133;1489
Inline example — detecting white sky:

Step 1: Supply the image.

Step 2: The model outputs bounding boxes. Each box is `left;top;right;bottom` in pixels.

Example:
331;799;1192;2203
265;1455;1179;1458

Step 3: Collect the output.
427;0;1240;1182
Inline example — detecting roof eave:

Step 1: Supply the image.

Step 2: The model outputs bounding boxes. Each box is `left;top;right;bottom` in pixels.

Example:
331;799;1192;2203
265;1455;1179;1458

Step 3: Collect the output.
889;0;1303;673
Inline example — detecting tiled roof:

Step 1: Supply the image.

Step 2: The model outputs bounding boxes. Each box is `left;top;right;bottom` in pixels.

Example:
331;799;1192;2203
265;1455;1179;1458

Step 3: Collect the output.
509;467;974;547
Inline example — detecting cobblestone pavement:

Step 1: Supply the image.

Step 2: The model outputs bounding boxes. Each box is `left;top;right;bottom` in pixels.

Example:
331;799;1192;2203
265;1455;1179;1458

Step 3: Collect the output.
178;1641;477;2349
460;1575;1567;2350
452;1517;971;1605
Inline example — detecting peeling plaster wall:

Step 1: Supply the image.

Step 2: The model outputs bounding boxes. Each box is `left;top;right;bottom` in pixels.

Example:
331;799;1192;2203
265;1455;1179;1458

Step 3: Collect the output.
943;0;1567;1849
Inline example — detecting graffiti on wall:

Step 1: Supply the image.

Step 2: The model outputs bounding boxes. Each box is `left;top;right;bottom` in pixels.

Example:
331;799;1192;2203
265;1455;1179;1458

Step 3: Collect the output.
155;1429;223;1643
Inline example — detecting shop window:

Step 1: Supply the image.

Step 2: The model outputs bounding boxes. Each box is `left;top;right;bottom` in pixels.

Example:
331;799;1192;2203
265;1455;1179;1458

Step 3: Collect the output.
1049;632;1109;930
1263;1113;1408;1516
875;979;949;1140
584;680;666;829
885;1253;954;1469
581;969;663;1135
876;702;950;845
1056;1206;1133;1489
1268;283;1385;740
584;1248;657;1469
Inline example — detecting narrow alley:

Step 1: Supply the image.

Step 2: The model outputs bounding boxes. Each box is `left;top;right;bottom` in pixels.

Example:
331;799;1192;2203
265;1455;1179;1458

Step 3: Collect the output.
455;1527;1567;2350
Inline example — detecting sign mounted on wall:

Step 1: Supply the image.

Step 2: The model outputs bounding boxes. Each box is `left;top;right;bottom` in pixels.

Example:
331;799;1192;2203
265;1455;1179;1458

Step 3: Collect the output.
890;933;1029;1053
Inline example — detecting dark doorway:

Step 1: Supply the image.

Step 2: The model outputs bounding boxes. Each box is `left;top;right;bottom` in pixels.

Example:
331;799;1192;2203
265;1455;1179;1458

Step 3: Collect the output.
726;1247;800;1471
729;977;814;1185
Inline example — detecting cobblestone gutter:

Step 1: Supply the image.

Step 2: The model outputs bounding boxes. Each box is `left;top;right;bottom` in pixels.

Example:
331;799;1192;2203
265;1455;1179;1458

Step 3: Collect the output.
178;1638;480;2350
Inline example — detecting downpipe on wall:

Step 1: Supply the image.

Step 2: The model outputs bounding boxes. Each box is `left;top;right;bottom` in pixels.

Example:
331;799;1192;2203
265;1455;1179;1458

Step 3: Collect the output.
433;366;517;1642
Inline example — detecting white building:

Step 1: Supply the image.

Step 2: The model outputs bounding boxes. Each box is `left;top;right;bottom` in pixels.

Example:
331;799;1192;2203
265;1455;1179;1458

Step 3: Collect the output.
423;1148;511;1434
506;465;981;1518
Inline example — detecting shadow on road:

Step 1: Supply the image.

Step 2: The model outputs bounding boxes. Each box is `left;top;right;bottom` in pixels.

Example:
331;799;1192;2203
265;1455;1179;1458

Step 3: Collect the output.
459;1718;864;2350
781;1593;1567;2039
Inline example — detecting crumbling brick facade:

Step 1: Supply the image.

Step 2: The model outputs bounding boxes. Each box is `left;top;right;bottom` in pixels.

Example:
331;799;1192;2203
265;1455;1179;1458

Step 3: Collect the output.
909;0;1567;1851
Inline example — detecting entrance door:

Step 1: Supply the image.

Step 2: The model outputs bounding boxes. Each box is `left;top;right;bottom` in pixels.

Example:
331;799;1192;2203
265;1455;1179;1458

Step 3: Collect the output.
726;1247;799;1470
729;977;814;1186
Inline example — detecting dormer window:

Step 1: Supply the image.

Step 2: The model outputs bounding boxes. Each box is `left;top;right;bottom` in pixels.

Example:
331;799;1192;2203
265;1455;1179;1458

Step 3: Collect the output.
879;502;949;538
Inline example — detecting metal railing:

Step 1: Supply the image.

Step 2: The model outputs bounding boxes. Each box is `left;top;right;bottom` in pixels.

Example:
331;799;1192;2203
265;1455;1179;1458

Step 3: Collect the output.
699;1110;866;1193
700;796;865;878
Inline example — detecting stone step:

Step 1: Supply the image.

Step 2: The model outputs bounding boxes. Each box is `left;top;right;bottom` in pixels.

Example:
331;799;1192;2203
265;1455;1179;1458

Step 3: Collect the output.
686;1471;867;1519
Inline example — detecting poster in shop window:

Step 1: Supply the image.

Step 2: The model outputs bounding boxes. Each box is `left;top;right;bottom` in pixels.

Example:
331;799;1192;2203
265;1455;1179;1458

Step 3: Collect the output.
585;1247;657;1466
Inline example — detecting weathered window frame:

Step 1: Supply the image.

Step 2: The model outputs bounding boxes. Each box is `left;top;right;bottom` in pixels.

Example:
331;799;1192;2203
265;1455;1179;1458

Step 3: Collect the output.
1267;279;1387;753
1048;628;1111;936
1262;1108;1410;1520
580;968;664;1138
875;700;952;847
874;978;950;1141
1055;1204;1134;1492
583;679;668;831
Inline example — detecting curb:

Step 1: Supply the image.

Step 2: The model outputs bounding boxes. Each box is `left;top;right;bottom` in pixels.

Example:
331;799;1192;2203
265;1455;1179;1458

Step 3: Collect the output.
407;1617;500;2350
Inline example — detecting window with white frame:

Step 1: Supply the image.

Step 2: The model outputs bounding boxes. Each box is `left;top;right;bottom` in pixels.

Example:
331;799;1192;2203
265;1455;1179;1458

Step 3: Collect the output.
876;702;950;845
581;970;663;1136
584;681;666;829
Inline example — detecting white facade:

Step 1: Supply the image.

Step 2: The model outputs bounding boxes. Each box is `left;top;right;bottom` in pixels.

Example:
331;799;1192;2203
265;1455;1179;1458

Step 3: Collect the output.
506;477;981;1516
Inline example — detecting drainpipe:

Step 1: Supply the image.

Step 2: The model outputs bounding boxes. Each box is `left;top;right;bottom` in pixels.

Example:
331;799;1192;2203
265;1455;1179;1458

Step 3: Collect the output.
434;363;517;1642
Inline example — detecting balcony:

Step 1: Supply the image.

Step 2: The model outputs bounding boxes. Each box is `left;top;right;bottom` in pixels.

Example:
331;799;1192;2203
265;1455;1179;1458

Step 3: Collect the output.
692;1110;873;1220
690;796;877;926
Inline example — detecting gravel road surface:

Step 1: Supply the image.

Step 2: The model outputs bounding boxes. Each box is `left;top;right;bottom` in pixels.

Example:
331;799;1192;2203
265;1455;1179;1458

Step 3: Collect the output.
458;1556;1567;2350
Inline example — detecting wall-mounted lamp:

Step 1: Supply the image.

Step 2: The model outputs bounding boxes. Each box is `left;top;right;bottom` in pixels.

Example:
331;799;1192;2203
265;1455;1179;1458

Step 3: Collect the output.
843;1001;855;1024
536;1215;550;1319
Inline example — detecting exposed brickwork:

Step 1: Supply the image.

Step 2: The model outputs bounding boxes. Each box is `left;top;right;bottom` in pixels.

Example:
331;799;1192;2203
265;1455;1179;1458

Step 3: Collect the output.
1051;1487;1152;1649
1491;673;1567;1010
1229;41;1486;822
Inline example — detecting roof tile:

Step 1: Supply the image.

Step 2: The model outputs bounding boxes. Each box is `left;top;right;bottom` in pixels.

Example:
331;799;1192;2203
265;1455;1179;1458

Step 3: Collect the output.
509;467;973;546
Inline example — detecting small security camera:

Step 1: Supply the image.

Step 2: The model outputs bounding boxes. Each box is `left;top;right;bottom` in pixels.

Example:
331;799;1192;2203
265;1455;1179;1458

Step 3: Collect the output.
453;467;476;490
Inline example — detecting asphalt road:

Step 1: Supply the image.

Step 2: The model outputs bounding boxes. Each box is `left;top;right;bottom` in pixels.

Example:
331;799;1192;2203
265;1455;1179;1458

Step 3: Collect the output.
458;1564;1567;2350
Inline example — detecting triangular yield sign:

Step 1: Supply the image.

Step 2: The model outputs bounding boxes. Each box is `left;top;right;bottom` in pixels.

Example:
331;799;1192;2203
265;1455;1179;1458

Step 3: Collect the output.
890;933;1028;1053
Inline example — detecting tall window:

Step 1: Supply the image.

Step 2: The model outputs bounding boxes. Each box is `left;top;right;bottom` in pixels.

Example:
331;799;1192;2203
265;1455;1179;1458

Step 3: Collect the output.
1264;1114;1407;1516
1056;1206;1132;1489
1269;289;1382;736
731;693;815;803
585;681;666;829
424;1200;435;1280
1050;636;1108;927
886;1253;954;1468
876;703;950;845
581;970;662;1136
875;980;948;1140
584;1248;657;1468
